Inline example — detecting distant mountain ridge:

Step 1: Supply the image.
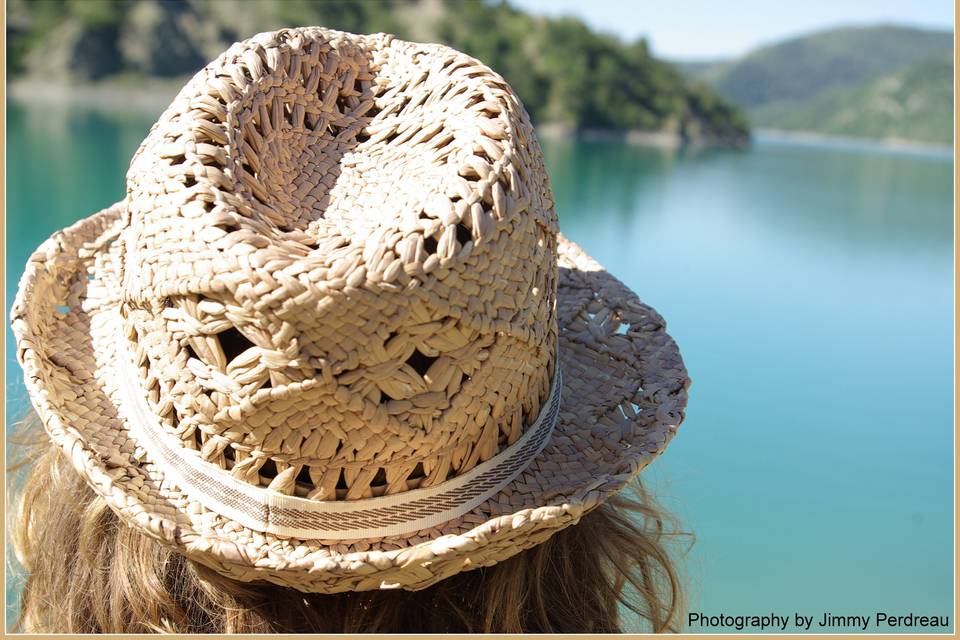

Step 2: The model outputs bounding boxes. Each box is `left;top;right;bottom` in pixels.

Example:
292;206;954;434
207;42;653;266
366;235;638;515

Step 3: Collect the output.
678;25;954;145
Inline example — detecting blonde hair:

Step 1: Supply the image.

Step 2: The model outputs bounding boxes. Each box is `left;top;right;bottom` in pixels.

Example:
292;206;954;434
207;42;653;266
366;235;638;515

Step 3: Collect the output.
9;414;690;633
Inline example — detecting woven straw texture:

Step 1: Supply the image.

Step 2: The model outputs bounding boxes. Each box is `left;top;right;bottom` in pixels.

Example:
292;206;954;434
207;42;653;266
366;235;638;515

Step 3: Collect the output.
12;27;689;593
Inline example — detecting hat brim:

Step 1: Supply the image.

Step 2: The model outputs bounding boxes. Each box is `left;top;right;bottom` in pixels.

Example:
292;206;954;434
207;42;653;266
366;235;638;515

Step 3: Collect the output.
12;201;689;593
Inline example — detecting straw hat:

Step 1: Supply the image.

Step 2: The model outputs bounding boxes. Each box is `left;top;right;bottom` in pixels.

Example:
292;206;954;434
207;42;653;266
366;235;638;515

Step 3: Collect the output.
11;27;689;593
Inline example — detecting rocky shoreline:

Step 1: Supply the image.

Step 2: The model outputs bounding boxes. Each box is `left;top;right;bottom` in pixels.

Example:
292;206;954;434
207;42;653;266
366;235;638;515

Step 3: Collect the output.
8;78;185;118
756;128;951;155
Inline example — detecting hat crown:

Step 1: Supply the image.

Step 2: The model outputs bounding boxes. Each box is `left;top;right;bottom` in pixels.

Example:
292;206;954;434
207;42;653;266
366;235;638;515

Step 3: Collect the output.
117;27;558;500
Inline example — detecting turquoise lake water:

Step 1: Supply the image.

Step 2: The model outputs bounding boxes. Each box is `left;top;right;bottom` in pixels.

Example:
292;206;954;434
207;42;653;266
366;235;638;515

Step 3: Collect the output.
5;101;954;632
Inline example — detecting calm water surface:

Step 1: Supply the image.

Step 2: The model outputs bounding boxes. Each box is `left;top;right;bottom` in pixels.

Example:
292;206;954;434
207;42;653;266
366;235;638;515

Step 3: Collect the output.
6;101;953;632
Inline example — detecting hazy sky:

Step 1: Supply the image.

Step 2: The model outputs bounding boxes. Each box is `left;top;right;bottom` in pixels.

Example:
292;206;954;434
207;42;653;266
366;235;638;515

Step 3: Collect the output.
510;0;955;60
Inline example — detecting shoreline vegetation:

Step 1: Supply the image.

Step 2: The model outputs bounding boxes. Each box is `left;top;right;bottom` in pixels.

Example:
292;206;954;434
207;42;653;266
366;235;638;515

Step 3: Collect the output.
755;128;952;156
7;0;750;150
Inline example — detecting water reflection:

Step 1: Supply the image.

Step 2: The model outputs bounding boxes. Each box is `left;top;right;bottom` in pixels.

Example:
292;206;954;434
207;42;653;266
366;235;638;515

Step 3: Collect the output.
7;102;154;269
540;136;678;226
539;136;953;256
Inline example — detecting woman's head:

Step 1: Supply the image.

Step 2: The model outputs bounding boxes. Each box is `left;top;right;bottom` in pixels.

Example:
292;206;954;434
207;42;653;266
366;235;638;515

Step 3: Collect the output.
9;26;692;633
10;417;688;633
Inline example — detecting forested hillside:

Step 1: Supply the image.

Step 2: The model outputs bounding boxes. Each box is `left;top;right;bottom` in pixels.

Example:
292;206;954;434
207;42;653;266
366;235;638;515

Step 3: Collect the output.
7;0;750;146
681;26;953;145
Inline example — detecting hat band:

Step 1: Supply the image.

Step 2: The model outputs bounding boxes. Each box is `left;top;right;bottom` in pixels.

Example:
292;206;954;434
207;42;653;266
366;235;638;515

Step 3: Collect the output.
116;338;562;540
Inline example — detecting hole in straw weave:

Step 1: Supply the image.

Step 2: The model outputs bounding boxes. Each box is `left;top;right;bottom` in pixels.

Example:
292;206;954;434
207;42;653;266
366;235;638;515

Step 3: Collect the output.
405;349;438;377
258;457;278;482
370;467;387;487
408;462;426;480
406;462;426;490
422;234;438;254
295;464;312;486
217;326;254;363
455;223;471;246
617;401;643;421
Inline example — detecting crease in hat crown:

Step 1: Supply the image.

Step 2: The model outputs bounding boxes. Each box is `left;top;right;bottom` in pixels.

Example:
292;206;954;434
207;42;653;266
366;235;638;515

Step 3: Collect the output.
114;26;561;507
